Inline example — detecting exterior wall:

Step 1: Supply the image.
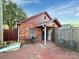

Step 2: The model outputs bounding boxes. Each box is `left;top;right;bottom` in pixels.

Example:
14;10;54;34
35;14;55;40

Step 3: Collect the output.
35;28;42;41
19;13;60;43
19;14;51;42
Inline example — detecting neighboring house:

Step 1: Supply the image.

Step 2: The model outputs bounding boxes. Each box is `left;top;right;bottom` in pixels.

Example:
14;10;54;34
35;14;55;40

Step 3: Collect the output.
17;11;61;45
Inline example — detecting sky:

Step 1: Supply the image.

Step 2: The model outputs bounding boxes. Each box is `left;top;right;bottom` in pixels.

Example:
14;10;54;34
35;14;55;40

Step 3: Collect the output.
13;0;79;24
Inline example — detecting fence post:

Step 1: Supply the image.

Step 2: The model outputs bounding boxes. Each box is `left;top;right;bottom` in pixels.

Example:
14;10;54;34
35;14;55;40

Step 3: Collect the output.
18;26;20;42
72;27;73;40
0;0;3;45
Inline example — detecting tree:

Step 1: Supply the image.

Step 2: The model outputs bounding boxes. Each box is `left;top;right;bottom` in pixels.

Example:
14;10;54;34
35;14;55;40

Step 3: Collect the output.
3;0;27;29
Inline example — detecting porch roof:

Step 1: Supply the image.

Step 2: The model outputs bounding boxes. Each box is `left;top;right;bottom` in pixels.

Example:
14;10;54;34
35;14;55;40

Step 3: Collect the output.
35;19;61;28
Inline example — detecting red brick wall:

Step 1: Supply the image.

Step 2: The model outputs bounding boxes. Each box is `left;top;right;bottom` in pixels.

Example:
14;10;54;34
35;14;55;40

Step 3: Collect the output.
19;13;59;43
19;14;50;42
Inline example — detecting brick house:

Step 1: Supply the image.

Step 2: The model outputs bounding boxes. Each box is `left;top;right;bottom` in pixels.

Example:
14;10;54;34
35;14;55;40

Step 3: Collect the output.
17;12;61;45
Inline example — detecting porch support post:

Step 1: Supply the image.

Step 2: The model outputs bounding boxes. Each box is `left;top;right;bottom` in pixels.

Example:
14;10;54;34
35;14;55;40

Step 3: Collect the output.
44;25;47;46
18;26;20;42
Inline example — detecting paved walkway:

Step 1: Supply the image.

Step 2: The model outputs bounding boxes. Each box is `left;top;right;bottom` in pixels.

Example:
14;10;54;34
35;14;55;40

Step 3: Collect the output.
0;41;79;59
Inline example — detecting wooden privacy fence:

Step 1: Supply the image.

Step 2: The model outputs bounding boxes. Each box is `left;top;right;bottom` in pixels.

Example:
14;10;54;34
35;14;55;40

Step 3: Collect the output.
3;29;18;41
55;24;79;50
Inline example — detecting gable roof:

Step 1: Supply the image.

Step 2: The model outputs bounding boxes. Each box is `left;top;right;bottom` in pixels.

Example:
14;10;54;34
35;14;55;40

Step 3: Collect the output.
17;11;61;27
17;11;52;25
53;19;61;27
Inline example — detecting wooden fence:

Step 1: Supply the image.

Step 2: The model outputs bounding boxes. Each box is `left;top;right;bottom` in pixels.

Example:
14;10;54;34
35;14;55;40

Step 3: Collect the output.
55;24;79;50
3;29;18;41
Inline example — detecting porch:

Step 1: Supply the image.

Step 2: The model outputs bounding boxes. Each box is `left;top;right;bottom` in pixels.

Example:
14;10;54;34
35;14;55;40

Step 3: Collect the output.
34;20;58;46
